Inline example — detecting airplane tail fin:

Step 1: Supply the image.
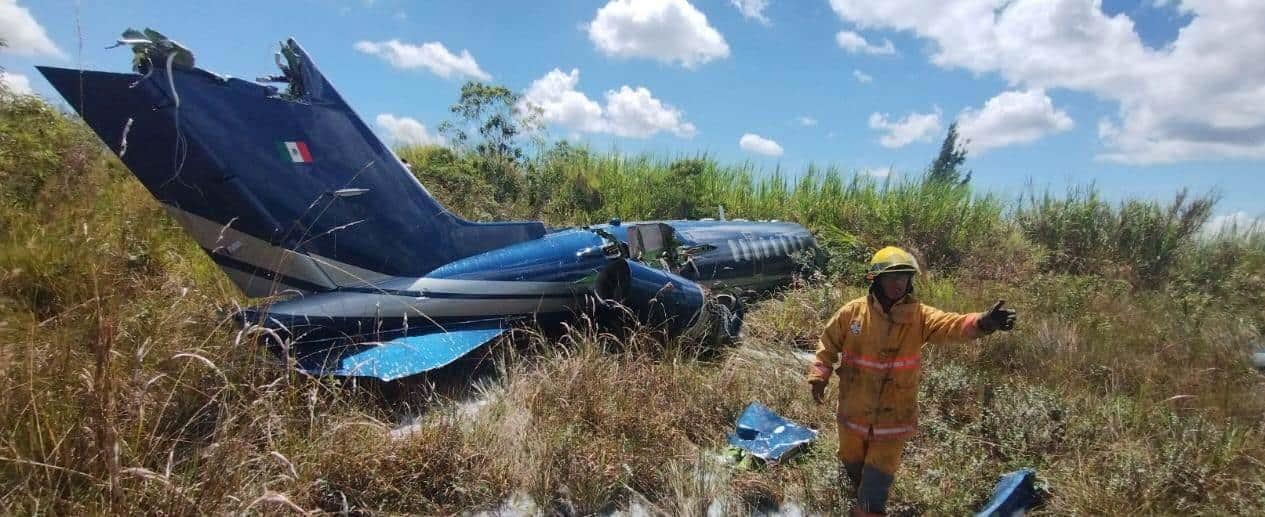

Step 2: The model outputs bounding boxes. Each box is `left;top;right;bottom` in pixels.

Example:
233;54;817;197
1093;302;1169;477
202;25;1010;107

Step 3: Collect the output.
38;37;544;297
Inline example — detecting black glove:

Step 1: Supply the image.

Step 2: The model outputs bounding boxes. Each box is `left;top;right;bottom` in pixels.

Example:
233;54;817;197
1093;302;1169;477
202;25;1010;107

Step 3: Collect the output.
810;379;827;404
979;300;1017;332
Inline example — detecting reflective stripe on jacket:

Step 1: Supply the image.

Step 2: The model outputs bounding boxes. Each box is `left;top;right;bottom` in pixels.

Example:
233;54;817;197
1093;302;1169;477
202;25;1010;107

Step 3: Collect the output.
808;294;985;440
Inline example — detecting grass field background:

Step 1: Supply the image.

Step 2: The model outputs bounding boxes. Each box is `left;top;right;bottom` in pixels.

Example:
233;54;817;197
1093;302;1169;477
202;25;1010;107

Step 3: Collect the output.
1;84;1263;514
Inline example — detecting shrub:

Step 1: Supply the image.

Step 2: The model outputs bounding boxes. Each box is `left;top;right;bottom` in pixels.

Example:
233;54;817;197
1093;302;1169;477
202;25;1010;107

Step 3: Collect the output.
1017;186;1215;288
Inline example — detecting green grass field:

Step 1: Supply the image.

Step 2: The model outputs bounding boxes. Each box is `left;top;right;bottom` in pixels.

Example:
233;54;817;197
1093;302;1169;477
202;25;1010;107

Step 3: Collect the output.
2;85;1263;514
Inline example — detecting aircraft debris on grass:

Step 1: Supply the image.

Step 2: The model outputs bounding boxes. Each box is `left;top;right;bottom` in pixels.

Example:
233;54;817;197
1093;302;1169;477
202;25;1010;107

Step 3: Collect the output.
38;29;818;382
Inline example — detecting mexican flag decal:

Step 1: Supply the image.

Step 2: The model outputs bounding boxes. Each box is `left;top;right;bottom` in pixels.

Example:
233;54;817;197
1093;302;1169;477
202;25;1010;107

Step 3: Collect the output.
278;141;313;164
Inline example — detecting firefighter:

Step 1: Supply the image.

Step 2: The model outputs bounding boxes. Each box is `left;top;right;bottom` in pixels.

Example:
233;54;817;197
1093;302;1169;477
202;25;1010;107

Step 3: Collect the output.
807;246;1016;516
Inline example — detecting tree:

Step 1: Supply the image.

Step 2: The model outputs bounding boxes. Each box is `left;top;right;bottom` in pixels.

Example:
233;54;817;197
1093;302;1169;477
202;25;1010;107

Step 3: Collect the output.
437;81;540;202
439;82;538;161
928;122;971;185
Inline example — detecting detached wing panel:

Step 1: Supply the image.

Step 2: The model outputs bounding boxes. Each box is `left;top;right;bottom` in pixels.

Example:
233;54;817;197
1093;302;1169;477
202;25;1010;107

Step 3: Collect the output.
294;324;506;381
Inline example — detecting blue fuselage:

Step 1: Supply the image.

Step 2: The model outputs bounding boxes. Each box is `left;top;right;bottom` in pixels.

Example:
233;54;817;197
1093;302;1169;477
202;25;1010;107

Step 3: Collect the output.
247;220;815;340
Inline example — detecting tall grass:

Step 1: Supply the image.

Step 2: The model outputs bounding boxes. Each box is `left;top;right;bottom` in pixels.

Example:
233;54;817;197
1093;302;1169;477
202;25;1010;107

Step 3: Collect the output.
2;90;1263;514
1016;186;1216;287
514;145;1009;277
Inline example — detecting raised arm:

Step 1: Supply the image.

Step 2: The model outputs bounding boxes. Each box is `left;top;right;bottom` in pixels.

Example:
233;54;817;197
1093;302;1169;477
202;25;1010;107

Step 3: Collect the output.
922;300;1016;345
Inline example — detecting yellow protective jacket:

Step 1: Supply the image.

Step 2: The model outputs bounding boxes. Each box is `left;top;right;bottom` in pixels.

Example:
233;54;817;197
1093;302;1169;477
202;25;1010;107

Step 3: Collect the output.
808;294;986;440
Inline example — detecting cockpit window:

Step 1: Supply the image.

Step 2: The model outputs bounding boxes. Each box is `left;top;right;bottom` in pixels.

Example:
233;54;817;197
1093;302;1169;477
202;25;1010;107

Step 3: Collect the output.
627;223;676;263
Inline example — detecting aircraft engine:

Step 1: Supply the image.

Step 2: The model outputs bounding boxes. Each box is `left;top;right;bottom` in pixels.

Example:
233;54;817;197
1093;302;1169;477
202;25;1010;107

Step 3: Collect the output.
595;259;743;341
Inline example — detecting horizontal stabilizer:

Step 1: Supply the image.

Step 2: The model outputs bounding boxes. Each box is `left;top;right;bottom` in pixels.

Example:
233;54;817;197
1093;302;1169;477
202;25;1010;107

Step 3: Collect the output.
295;324;506;381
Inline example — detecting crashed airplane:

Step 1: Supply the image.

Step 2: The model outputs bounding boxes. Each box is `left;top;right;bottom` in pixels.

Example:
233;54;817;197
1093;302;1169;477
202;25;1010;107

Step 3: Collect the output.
37;30;818;381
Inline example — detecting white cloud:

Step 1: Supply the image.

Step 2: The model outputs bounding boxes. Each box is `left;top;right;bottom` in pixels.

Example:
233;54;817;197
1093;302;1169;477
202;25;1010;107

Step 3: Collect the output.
354;40;490;81
587;0;730;69
521;68;607;133
739;133;783;156
853;69;873;83
0;71;32;95
0;0;63;58
956;89;1074;154
835;30;895;55
1204;211;1263;236
605;85;697;138
730;0;771;25
375;114;443;147
827;1;1265;164
798;116;817;127
519;68;695;139
868;108;942;148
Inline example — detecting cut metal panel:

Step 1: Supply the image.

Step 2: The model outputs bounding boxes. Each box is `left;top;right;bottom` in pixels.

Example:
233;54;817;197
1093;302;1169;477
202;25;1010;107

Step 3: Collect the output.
298;325;506;381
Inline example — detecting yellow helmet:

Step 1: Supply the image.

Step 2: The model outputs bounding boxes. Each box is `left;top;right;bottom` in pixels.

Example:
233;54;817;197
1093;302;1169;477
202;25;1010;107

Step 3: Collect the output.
866;246;920;281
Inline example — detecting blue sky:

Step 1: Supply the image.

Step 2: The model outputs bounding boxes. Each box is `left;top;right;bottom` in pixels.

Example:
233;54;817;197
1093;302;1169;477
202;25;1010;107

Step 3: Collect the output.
2;0;1261;229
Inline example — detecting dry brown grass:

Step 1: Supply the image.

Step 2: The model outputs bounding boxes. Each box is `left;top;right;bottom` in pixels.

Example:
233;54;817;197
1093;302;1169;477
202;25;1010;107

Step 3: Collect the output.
4;231;1264;514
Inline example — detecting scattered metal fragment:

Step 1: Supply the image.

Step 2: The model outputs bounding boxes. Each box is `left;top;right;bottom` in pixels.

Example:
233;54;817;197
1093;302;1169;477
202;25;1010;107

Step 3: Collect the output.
975;468;1039;517
726;402;817;463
